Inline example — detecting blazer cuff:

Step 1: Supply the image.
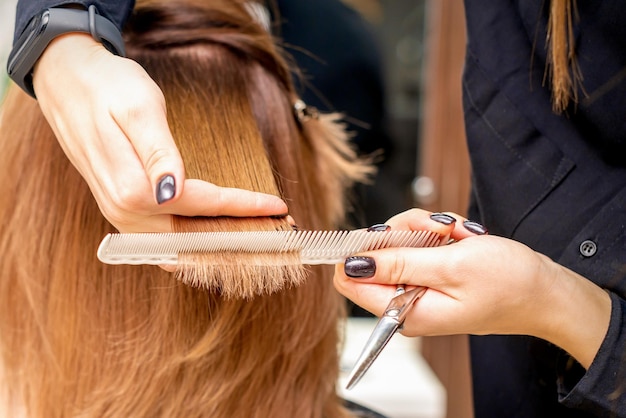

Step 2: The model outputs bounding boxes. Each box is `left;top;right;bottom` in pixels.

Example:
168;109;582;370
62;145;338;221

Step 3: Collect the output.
14;0;135;44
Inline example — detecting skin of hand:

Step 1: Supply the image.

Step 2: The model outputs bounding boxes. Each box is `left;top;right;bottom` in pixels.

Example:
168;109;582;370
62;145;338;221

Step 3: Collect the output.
334;208;612;369
32;33;288;233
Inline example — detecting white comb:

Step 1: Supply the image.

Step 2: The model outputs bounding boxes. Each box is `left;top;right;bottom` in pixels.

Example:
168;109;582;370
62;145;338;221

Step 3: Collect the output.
97;230;443;266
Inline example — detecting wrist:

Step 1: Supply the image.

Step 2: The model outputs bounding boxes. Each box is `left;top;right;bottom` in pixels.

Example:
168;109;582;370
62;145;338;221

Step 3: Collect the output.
533;260;611;368
7;6;125;98
33;33;105;95
35;32;104;70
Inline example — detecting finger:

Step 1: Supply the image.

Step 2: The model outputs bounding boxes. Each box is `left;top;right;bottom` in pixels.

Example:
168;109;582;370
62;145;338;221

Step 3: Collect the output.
443;213;489;241
333;264;399;317
334;248;462;335
81;121;159;221
165;179;288;217
345;247;446;285
114;214;174;233
336;247;435;311
110;70;186;206
159;264;176;273
285;215;298;229
384;208;457;242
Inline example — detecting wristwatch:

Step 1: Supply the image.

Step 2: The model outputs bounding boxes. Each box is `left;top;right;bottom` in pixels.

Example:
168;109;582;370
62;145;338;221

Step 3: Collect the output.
7;6;126;98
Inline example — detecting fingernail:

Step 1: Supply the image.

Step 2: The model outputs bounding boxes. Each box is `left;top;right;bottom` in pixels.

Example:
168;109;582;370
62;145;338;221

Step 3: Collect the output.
430;213;457;225
156;174;176;204
344;256;376;278
367;223;390;232
463;220;488;235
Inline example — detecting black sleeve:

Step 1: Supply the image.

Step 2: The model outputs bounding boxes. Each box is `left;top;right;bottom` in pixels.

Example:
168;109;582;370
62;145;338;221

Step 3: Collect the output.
14;0;135;44
558;293;626;415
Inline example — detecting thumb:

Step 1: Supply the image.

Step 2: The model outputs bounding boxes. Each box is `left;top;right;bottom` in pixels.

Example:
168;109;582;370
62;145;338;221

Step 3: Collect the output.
335;246;445;317
112;78;185;205
343;246;444;287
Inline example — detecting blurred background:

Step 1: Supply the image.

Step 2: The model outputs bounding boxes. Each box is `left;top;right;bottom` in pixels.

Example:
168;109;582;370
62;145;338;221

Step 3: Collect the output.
0;1;472;417
1;0;16;97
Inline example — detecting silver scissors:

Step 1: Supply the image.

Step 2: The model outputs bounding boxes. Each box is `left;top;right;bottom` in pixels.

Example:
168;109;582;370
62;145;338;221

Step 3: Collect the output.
345;284;427;390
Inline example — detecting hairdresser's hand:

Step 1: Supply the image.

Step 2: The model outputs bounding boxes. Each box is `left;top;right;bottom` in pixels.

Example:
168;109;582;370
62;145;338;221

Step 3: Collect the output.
32;34;287;233
334;208;611;368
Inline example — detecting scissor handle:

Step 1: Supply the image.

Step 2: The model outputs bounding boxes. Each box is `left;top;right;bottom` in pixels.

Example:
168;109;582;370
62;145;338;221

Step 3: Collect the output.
383;286;427;324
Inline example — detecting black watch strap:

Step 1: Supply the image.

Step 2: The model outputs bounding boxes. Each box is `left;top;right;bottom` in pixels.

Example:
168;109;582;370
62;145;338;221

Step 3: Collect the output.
7;6;126;98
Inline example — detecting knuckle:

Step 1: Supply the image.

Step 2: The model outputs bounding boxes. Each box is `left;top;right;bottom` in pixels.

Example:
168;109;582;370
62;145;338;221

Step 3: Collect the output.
110;84;165;120
406;208;422;216
438;247;464;282
104;185;146;223
99;201;127;227
144;147;173;173
388;254;408;284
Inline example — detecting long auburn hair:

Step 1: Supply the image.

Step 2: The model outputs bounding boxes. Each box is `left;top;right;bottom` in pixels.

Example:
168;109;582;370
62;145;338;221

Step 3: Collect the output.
0;1;373;417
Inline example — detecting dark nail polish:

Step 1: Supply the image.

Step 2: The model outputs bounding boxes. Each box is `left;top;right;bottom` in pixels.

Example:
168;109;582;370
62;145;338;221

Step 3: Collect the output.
430;213;457;225
156;174;176;204
344;256;376;278
463;220;488;235
367;223;390;232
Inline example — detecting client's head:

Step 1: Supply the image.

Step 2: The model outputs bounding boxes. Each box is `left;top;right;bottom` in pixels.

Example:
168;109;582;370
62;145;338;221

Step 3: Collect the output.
0;0;371;417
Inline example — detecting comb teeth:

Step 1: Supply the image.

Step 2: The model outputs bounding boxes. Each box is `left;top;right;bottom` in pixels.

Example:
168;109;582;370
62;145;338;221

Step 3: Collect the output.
97;230;443;266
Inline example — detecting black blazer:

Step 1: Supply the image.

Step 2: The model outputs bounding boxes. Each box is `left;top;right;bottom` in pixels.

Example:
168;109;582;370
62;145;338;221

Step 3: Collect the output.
464;1;626;417
14;0;134;41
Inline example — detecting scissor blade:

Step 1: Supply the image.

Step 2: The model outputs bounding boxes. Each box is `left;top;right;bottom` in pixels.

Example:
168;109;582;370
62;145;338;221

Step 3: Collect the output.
345;316;400;390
